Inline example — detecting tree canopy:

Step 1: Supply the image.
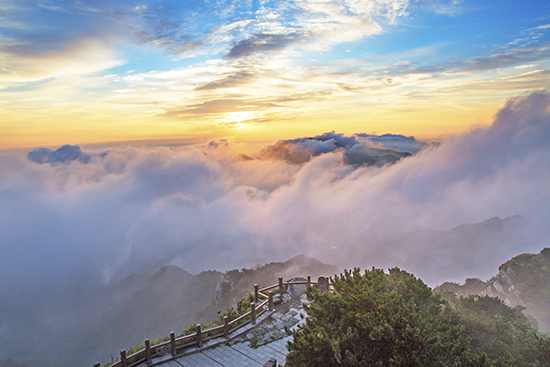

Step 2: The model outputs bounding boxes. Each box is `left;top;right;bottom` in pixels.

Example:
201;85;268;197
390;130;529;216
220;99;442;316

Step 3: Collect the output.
286;268;549;367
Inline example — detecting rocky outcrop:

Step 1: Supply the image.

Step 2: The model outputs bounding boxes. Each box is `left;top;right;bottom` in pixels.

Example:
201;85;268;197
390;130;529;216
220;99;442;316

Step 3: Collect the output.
214;274;235;302
435;248;550;333
231;289;310;348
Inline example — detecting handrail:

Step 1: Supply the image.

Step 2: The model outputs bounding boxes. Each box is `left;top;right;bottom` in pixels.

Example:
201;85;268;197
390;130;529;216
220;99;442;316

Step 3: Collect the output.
258;298;269;309
203;324;224;334
259;284;279;293
257;281;318;299
228;311;251;327
96;275;329;367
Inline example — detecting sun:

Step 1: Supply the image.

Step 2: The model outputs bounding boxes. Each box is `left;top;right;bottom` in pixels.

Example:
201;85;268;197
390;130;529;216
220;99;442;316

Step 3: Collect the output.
232;122;250;130
223;112;260;130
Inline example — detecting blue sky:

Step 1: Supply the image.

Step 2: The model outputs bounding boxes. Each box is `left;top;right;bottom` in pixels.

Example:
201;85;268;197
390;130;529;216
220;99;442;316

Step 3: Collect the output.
1;0;550;148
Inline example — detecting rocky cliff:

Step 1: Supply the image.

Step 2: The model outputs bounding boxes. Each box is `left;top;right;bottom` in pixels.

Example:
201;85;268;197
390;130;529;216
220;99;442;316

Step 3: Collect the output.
436;248;550;333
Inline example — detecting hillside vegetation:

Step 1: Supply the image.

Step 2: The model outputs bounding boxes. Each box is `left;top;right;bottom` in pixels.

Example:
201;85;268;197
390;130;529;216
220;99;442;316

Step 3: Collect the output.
436;248;550;332
287;268;550;367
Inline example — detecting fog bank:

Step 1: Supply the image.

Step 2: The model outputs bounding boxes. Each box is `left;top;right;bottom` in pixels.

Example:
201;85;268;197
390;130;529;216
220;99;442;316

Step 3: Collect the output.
1;90;550;366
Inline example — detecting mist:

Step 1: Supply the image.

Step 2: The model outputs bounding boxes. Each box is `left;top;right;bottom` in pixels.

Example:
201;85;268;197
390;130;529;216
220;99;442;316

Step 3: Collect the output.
1;90;550;366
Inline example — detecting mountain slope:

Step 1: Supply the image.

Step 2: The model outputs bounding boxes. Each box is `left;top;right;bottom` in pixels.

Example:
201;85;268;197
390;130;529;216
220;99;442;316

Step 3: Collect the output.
436;248;550;333
95;255;337;364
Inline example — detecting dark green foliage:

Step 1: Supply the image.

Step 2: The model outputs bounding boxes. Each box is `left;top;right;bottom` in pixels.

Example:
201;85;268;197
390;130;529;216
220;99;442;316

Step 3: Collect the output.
286;268;549;367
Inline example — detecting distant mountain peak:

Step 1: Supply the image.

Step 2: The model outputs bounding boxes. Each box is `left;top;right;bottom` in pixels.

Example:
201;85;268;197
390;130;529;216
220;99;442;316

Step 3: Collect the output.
151;265;192;281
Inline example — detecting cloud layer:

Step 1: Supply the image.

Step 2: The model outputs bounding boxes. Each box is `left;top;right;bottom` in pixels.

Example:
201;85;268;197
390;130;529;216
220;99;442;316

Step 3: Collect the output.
1;90;550;366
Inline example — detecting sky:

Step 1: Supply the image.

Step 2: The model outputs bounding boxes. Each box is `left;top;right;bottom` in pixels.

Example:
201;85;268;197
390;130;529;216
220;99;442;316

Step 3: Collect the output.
1;0;550;149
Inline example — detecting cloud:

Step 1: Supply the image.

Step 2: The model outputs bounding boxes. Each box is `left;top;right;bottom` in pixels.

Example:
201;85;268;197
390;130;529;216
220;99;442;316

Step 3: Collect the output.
27;144;96;164
194;70;257;90
418;0;465;16
225;33;300;59
129;0;414;61
212;0;409;60
355;133;428;153
162;98;281;117
258;132;419;165
130;0;208;55
0;0;414;83
427;46;550;75
0;1;127;83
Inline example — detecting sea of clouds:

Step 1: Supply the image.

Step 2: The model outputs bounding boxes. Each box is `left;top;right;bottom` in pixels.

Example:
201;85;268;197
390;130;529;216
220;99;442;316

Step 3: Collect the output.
1;90;550;366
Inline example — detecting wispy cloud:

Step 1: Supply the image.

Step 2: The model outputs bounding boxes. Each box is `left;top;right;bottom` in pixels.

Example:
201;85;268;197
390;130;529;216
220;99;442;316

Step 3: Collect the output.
0;0;413;84
225;33;300;59
194;70;257;90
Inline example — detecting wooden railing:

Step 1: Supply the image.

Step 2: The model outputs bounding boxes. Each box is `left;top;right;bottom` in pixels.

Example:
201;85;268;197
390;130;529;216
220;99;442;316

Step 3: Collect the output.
95;275;324;367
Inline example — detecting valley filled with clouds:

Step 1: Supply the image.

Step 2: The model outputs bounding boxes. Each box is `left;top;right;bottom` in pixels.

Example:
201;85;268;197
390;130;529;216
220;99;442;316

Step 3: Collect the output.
1;90;550;365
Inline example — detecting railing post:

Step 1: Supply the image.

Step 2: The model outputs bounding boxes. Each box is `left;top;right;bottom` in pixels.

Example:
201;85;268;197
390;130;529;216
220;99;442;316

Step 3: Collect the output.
251;302;256;325
278;277;284;294
307;275;311;286
170;332;176;356
145;339;152;364
254;284;259;303
120;350;127;367
224;316;229;338
197;324;203;348
268;291;273;311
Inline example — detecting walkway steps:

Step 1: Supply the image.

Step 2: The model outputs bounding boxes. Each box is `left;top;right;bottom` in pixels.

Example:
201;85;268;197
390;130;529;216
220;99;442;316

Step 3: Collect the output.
172;336;291;367
136;310;277;367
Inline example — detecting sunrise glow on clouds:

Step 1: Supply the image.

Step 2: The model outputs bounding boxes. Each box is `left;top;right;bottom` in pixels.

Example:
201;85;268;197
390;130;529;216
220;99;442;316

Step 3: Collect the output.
1;0;549;149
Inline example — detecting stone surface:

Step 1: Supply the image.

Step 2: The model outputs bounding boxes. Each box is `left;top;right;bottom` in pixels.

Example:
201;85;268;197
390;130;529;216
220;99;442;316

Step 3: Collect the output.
142;290;309;367
285;277;308;299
